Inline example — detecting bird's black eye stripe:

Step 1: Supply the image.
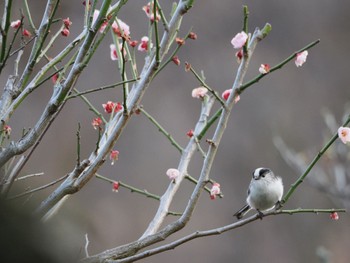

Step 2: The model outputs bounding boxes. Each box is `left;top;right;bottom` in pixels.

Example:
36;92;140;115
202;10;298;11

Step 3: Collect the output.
259;168;270;177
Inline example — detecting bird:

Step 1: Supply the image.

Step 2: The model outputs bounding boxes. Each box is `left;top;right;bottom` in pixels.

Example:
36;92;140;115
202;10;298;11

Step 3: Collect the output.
233;167;283;219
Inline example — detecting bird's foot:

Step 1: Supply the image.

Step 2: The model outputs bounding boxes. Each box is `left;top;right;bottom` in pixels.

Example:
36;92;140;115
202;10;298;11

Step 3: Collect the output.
274;200;283;210
257;210;264;220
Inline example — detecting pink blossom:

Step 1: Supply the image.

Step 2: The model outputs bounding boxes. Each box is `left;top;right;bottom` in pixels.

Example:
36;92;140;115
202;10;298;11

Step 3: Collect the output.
166;168;180;181
221;89;240;103
112;181;120;192
52;73;59;84
295;50;308;67
222;89;231;101
3;125;11;136
112;19;130;38
91;117;102;130
110;44;126;61
61;28;70;37
63;17;72;29
115;102;123;112
186;129;194;138
338;127;350;144
138;36;152;52
10;20;21;29
234;94;240;103
175;37;185;46
191;87;208;99
110;44;118;60
235;49;243;63
110;150;119;165
330;212;339;220
114;102;123;112
22;29;31;37
142;2;161;22
188;32;197;40
172;56;180;66
185;62;191;72
103;101;123;114
231;31;248;49
210;183;221;200
259;64;270;74
129;40;138;47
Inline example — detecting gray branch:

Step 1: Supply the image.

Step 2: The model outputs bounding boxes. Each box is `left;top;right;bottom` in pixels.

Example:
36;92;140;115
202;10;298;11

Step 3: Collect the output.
35;0;193;219
82;21;267;263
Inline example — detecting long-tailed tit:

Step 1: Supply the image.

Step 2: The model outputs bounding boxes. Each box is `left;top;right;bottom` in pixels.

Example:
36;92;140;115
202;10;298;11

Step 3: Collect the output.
233;167;283;219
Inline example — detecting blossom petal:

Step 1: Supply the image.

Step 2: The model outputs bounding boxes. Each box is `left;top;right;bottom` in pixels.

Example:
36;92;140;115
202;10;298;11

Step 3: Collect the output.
231;31;248;49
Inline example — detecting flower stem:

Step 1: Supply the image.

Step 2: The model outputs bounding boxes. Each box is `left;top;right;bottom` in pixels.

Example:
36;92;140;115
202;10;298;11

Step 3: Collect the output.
189;66;225;106
65;79;138;100
242;5;249;55
278;208;346;215
237;39;320;94
139;107;183;154
153;0;160;65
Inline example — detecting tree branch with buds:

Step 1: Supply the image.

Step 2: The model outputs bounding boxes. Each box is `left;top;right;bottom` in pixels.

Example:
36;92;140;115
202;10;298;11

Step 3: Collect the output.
0;2;347;263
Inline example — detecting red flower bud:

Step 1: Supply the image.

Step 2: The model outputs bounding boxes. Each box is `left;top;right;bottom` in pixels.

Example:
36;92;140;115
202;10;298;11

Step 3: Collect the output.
172;56;180;66
22;29;31;37
61;28;70;37
188;32;197;40
112;181;120;192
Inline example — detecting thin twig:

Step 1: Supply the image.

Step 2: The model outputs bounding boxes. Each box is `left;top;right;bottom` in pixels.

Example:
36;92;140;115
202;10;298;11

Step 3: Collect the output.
139;107;183;154
85;233;90;258
189;66;225;106
94;127;102;155
153;27;193;79
121;38;128;114
197;108;222;141
76;123;81;166
23;0;36;30
95;173;160;201
184;174;223;198
8;36;36;58
194;136;206;158
95;173;182;215
72;88;107;124
119;181;161;201
156;0;169;31
15;172;44;181
8;174;69;200
153;0;160;64
242;5;249;55
36;25;65;63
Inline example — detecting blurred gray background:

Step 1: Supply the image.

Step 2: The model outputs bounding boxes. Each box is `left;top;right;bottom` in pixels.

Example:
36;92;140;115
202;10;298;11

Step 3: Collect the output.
2;0;350;262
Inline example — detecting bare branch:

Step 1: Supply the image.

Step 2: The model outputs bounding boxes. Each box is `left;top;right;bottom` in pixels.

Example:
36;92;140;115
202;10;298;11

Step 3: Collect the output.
111;208;346;263
8;174;68;200
85;233;90;258
36;0;194;220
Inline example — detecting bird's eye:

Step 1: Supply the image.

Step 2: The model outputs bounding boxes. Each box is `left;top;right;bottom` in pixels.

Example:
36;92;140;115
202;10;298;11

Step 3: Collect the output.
259;168;270;178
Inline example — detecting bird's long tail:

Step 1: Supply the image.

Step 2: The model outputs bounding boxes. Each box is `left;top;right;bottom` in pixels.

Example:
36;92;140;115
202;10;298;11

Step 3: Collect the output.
233;205;251;219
